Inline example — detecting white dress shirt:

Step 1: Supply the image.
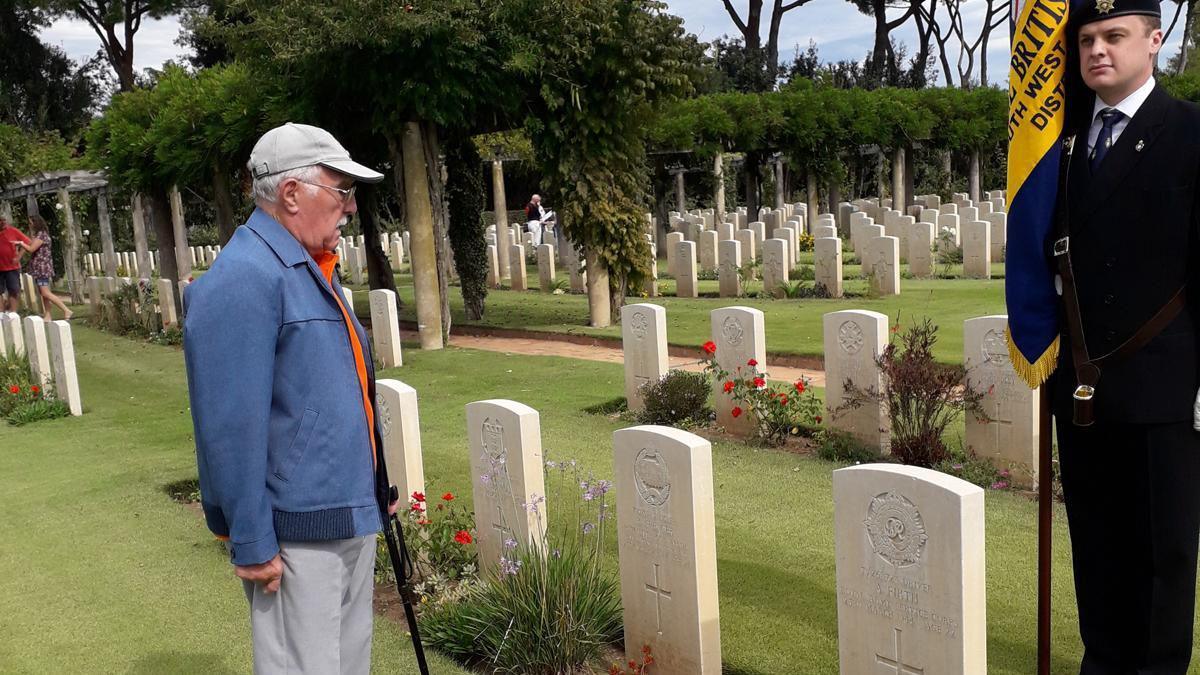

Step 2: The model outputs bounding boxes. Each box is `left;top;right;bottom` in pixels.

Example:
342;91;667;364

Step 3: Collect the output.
1087;75;1155;154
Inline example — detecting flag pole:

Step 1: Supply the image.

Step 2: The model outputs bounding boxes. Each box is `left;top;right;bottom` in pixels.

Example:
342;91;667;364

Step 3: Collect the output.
1037;386;1053;674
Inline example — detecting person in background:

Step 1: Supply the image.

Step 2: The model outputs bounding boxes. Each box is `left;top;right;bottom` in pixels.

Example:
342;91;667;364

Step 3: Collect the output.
524;194;557;246
0;217;31;312
18;214;73;321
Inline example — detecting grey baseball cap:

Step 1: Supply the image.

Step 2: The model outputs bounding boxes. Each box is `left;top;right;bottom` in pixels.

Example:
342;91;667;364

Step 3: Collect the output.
249;123;384;183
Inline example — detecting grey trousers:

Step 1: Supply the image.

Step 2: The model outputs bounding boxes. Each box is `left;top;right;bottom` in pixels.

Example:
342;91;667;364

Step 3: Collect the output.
237;536;377;675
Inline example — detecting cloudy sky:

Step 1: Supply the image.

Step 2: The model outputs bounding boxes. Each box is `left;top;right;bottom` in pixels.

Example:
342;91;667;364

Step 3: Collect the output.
37;1;1185;88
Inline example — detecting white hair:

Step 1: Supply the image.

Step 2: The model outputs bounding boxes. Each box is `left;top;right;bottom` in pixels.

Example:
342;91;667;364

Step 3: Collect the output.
250;164;321;204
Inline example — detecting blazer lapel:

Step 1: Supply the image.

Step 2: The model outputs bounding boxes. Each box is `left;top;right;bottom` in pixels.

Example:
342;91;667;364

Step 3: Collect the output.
1078;85;1169;221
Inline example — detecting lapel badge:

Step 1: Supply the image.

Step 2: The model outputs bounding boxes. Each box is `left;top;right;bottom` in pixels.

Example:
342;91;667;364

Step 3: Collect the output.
1135;139;1145;152
1096;0;1114;13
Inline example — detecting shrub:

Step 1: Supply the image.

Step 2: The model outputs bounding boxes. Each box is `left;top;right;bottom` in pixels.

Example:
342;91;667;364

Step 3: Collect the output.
0;354;70;425
815;428;878;464
703;351;822;445
378;490;480;599
421;458;622;674
6;396;70;425
637;370;711;427
836;318;986;467
797;232;815;252
933;448;1011;491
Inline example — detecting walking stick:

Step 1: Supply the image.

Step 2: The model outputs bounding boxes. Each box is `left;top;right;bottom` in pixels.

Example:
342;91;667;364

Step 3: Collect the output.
376;482;431;675
1037;390;1053;675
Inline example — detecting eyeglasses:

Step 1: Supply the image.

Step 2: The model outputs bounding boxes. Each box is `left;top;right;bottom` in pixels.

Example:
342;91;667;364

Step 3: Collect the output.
298;180;356;204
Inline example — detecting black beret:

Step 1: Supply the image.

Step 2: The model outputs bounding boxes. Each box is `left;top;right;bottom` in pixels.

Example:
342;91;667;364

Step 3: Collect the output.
1071;0;1162;28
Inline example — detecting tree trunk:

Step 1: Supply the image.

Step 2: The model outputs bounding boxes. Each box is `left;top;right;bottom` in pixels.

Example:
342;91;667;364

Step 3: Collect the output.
394;122;444;350
876;151;888;202
168;187;192;282
744;151;762;218
891;146;906;211
941;150;953;195
828;179;841;215
675;171;686;213
806;170;820;221
491;159;510;280
969;149;982;203
99;193;119;279
445;135;488;321
421;121;453;341
211;162;237;246
1179;0;1198;72
774;160;786;209
55;188;84;304
130;192;152;281
147;189;180;308
359;184;397;294
903;147;915;211
584;245;610;328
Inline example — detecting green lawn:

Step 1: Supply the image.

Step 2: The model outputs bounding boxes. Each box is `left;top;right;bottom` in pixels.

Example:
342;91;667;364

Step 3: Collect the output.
368;256;1007;363
3;322;1178;674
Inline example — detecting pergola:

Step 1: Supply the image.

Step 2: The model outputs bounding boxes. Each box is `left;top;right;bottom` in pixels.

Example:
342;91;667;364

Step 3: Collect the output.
0;171;164;304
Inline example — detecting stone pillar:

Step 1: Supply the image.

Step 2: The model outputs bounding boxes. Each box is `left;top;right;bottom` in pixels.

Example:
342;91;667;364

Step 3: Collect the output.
492;159;511;280
675;170;686;213
56;188;84;303
25;194;39;217
774;159;786;210
891;146;906;212
169;187;192;282
130;193;152;281
98;192;119;280
713;151;726;221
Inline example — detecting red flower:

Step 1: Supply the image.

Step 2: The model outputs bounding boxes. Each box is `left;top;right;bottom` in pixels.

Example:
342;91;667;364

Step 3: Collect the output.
442;492;455;502
410;501;426;512
753;377;766;388
731;406;743;418
29;385;39;395
747;358;758;367
794;380;806;394
7;385;17;394
454;530;473;545
417;519;431;526
723;381;734;393
779;394;789;405
815;415;823;424
412;491;426;502
701;341;717;355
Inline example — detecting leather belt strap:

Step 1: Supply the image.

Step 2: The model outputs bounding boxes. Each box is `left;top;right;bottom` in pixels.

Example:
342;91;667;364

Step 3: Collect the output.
1053;136;1187;425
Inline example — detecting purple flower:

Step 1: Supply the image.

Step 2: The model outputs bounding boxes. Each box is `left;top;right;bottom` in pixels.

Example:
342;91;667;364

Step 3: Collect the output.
952;464;963;471
499;556;522;576
990;481;1009;490
504;538;517;550
480;473;492;485
582;522;595;535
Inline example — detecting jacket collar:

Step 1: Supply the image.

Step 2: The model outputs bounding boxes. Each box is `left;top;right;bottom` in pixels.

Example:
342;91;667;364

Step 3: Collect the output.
244;208;311;268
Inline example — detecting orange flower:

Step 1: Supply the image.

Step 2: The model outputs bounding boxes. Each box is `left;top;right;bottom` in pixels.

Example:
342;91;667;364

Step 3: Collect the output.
454;530;473;545
442;492;455;502
731;406;743;418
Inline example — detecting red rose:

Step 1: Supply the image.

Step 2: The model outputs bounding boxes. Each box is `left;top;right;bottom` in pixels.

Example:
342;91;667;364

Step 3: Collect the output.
794;380;806;394
7;385;16;394
753;377;765;388
410;502;426;512
30;385;39;395
723;381;734;393
454;530;473;545
702;341;717;355
731;406;743;418
442;492;455;502
747;358;757;367
412;491;426;502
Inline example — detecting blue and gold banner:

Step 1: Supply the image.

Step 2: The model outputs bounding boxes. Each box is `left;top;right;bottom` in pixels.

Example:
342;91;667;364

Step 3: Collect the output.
1005;0;1078;388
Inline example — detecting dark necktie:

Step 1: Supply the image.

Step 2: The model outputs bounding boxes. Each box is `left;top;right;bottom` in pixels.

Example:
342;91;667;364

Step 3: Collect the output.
1090;107;1124;171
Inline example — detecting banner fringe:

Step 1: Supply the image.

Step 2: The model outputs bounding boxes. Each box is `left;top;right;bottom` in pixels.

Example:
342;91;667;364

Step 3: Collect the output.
1006;329;1058;390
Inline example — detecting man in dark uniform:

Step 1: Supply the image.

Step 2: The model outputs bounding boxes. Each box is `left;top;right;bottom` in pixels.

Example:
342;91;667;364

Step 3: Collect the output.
1054;0;1200;672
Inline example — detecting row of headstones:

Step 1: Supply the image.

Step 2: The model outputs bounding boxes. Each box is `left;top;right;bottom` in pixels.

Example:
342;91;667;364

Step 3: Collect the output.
0;313;82;416
336;233;409;285
376;379;986;674
6;273;42;313
620;302;1040;488
83;251;159;277
483;226;591;295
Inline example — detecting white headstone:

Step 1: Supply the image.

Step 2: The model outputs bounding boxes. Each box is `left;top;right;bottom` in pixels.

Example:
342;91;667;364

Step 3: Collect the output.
962;221;991;279
964;316;1040;488
369;289;403;368
676;241;699;299
718;240;742;299
510;244;528;291
833;464;986;674
986;213;1006;263
1;312;24;357
466;399;548;576
763;238;789;298
46;320;82;415
23;316;52;389
486;244;501;288
157;278;178;329
869;236;900;296
815;237;843;298
909;221;935;278
376;379;425;504
537;244;556;293
823;310;889;452
710;306;765;435
621;303;669;413
614;425;721;674
698;230;718;273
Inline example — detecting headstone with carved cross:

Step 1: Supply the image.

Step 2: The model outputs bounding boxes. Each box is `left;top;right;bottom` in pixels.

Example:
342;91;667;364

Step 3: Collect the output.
814;237;843;298
466;399;548;576
762;238;789;298
621;303;669;414
962;221;991;280
718;240;742;299
869;236;900;296
963;316;1040;488
614;425;721;674
833;463;986;674
676;240;699;299
710;306;765;436
823;310;890;453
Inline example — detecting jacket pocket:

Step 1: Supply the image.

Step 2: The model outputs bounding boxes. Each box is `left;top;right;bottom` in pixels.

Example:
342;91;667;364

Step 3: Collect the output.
274;408;319;482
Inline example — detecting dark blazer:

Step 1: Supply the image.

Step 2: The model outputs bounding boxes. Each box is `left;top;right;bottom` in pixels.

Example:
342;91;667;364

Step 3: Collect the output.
1053;84;1200;424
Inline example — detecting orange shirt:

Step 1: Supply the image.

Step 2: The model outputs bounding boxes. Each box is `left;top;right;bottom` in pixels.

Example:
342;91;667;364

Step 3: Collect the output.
315;251;377;467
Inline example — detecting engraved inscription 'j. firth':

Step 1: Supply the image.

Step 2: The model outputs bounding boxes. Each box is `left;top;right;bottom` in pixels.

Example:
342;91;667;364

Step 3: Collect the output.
864;492;928;568
838;320;865;354
634;448;672;507
481;418;505;461
631;311;649;340
981;328;1010;366
722;316;744;347
376;393;393;438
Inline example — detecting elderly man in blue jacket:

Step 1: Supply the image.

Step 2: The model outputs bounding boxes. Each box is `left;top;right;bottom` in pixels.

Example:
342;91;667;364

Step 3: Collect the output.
184;123;397;674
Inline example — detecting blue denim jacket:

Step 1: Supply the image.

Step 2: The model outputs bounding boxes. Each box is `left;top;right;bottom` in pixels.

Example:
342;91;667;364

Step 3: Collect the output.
183;209;380;566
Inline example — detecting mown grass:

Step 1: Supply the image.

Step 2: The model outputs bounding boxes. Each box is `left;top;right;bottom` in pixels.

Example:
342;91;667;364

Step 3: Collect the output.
3;322;1179;674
